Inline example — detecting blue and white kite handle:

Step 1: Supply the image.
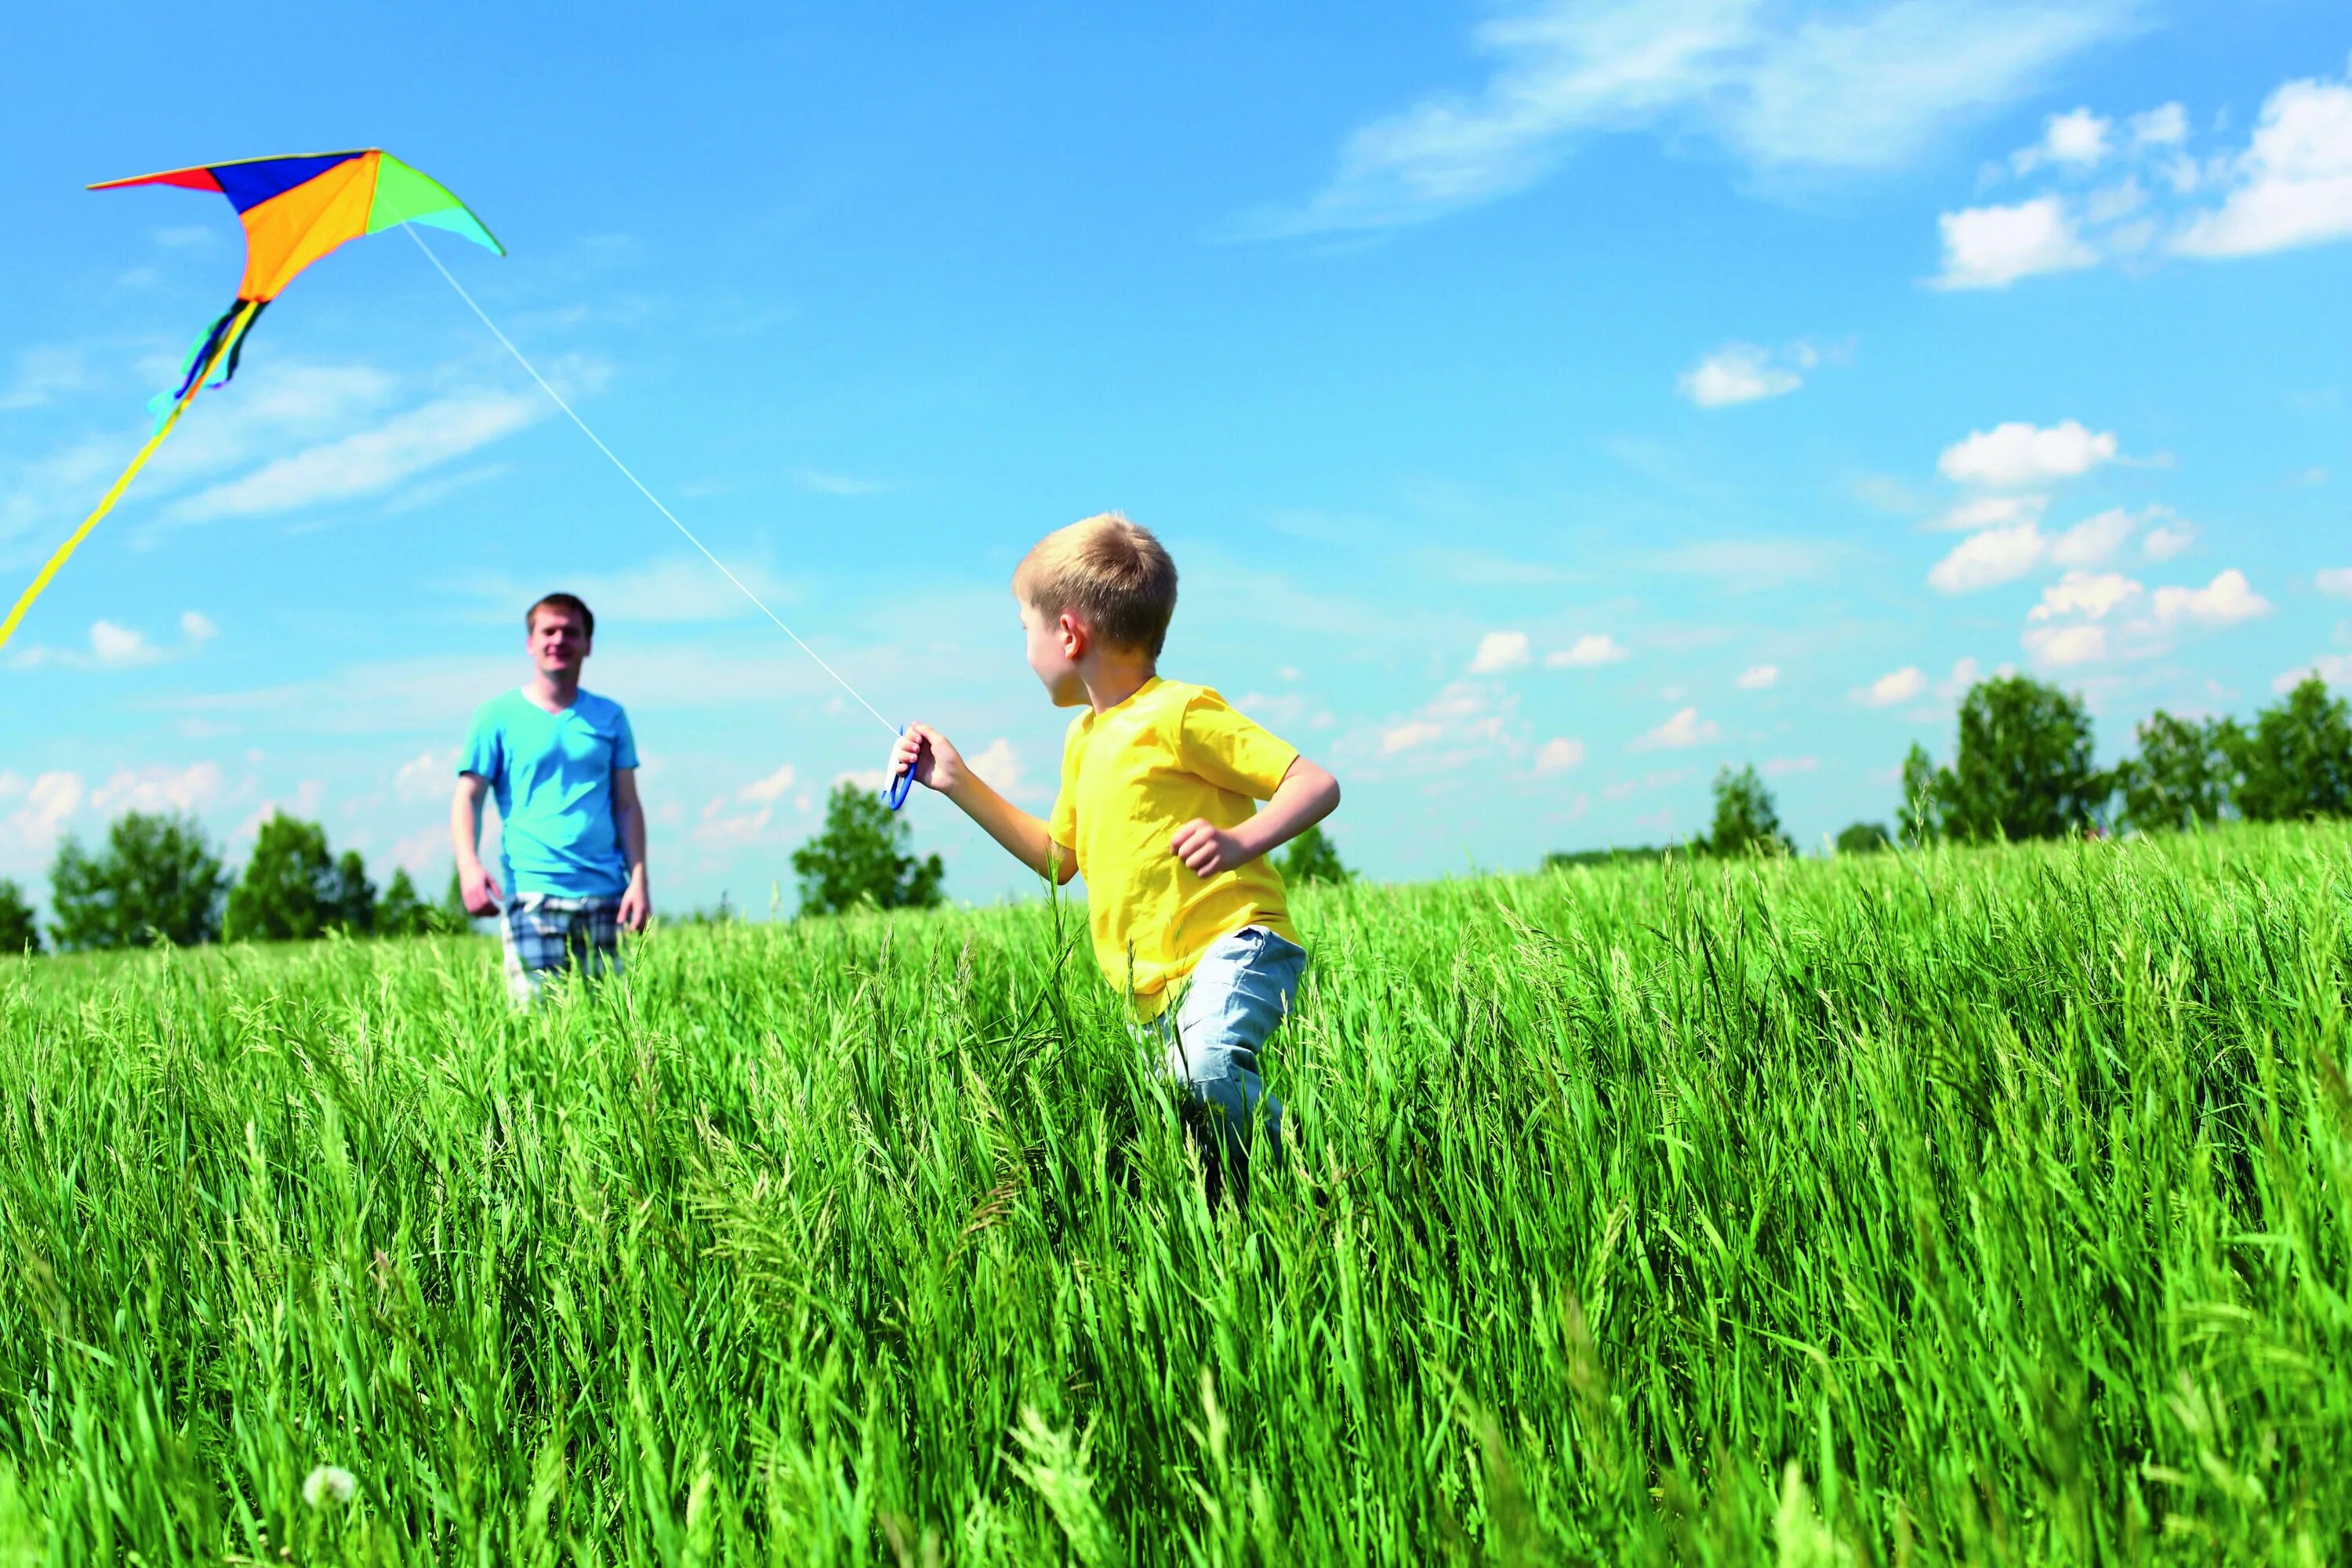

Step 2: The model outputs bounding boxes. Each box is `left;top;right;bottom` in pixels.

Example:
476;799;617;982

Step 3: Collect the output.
883;724;920;812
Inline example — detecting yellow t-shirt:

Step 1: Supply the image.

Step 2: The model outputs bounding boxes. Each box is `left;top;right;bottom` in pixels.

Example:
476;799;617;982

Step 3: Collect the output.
1050;678;1300;1017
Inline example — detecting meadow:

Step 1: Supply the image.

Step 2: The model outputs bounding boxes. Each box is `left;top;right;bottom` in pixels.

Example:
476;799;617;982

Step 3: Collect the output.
2;824;2348;1565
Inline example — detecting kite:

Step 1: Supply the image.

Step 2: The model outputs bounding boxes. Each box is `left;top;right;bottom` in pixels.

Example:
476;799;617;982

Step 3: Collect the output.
0;151;501;653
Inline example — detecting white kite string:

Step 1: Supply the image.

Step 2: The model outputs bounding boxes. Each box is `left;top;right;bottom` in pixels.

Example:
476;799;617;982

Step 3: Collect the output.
405;223;898;738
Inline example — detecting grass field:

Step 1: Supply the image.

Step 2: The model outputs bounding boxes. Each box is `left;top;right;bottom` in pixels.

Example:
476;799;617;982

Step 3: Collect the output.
3;825;2349;1565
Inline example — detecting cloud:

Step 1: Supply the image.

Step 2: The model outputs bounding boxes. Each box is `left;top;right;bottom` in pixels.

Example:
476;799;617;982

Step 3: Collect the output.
1629;706;1719;751
1760;755;1817;776
1381;720;1446;754
1854;666;1926;706
1254;0;2136;235
1468;630;1532;673
2010;107;2111;174
393;747;459;803
1641;537;1848;589
0;771;84;866
445;556;803;626
89;620;158;667
1926;521;2046;593
738;764;797;805
89;761;223;816
1545;632;1630;668
2173;67;2352;257
1933;196;2098;287
164;390;545;523
153;226;215;249
2022;622;2109;666
2028;569;2140;621
2316;567;2352;599
2151;568;2270;627
2130;103;2187;147
1937;419;2119;487
1534;737;1586;774
2142;520;2196;560
1928;492;2049;532
1371;680;1520;768
1677;342;1806;406
0;344;100;412
2275;652;2352;693
1735;663;1780;690
180;611;217;646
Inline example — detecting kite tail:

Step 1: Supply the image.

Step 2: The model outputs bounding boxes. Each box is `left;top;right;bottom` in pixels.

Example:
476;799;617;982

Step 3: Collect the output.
0;300;259;657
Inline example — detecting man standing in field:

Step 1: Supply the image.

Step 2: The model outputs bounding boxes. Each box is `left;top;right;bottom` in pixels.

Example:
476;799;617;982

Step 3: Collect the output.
452;593;650;1004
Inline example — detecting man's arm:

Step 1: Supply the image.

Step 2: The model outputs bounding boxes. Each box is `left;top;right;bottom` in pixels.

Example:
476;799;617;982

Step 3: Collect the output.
612;767;650;931
891;724;1076;884
1170;756;1340;877
451;773;504;915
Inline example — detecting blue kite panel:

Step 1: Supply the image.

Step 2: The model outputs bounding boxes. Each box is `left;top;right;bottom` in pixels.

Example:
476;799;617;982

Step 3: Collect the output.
210;153;364;213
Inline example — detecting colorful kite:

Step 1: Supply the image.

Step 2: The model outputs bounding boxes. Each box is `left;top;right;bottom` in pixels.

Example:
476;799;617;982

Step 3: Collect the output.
0;151;501;653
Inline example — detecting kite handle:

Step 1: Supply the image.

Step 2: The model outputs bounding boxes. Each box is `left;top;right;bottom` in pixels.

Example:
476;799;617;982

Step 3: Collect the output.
883;724;920;812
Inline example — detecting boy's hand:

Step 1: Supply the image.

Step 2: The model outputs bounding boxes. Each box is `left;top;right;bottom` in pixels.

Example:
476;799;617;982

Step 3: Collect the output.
1171;818;1248;877
459;859;504;916
891;723;964;795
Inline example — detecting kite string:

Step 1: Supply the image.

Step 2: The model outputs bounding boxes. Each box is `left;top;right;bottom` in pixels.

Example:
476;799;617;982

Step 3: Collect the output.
0;301;259;656
404;223;898;737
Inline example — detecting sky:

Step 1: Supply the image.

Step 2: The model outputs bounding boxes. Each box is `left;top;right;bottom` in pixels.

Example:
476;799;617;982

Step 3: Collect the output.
2;1;2347;918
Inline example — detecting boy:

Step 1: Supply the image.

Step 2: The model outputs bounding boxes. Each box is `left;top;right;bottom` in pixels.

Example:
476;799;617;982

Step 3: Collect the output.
891;513;1340;1178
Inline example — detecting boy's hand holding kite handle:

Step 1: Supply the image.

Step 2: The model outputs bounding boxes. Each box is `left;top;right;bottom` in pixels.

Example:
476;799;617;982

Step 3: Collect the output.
891;724;1076;885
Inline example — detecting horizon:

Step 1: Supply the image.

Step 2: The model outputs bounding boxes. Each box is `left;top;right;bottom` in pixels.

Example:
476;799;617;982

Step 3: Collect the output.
3;3;2347;920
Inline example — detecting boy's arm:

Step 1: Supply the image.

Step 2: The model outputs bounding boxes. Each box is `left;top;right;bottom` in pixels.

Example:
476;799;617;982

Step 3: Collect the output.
612;768;650;931
892;724;1076;884
1171;756;1340;877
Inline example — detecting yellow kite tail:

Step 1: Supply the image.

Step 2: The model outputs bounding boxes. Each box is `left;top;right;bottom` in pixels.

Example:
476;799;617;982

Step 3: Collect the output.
0;300;260;657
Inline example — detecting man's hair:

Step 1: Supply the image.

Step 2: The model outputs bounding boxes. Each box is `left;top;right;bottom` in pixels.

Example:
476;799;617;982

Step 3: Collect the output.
527;593;594;640
1014;513;1178;657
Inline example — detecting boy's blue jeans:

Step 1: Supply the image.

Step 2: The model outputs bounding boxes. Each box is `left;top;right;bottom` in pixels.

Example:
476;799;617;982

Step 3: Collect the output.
1142;924;1304;1167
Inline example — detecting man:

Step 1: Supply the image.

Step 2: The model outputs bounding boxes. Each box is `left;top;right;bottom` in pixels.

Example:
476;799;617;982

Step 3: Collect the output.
452;593;649;1004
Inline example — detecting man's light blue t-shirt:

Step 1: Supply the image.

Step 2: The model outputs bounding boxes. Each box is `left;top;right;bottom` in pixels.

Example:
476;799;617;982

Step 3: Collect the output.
459;688;639;899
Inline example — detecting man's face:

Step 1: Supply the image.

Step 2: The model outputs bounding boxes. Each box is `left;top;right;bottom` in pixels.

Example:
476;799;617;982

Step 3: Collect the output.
1019;595;1087;707
529;608;590;677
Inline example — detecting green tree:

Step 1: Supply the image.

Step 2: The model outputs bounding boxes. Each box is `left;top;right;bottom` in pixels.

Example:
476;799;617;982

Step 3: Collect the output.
791;782;946;916
49;811;227;951
226;815;339;942
2116;710;2240;833
1707;764;1791;856
441;866;475;928
326;850;376;933
375;868;436;937
1835;821;1890;855
2228;676;2352;822
1926;674;2107;843
1279;822;1352;885
0;879;41;954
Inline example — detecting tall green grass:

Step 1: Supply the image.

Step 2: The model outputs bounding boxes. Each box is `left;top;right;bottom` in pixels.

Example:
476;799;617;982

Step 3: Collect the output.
2;825;2348;1564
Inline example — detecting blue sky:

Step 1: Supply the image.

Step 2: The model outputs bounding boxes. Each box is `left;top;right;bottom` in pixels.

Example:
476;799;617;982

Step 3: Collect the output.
2;2;2346;916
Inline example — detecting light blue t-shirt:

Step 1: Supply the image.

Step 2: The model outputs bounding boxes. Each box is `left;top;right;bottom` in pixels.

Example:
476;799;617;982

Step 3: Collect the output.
459;688;640;898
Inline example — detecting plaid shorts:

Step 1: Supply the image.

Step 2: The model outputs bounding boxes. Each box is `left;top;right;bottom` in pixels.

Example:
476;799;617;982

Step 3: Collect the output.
500;893;622;1004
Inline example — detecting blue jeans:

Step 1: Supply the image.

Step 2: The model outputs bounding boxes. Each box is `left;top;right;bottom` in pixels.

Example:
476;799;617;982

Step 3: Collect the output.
1144;925;1305;1165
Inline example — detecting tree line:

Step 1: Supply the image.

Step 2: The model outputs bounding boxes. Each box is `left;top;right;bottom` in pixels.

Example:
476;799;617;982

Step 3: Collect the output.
0;773;1364;956
1548;672;2351;867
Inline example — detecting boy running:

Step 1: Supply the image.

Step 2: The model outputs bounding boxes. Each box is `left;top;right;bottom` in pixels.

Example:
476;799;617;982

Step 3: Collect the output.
891;514;1340;1178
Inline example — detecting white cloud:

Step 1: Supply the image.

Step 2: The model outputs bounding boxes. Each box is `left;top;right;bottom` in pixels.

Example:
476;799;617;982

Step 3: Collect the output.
1381;720;1445;755
2151;568;2270;627
0;344;100;412
2130;102;2187;147
967;739;1033;800
1545;633;1630;668
89;761;223;815
2173;68;2352;257
1468;630;1532;673
1678;342;1803;407
1933;196;2097;287
2011;107;2111;175
92;620;161;667
738;764;797;805
2028;570;2141;621
0;771;83;864
2142;520;2196;560
2275;652;2352;692
393;747;459;803
1735;663;1779;690
180;611;217;646
1854;666;1926;706
154;225;215;249
1936;419;2119;487
2047;506;2135;566
1629;706;1719;751
1928;521;2045;592
1257;0;2135;235
1928;492;2048;532
1534;737;1586;774
1936;656;1983;700
165;390;544;522
2023;622;2109;666
2316;567;2352;599
1760;756;1817;776
833;768;889;793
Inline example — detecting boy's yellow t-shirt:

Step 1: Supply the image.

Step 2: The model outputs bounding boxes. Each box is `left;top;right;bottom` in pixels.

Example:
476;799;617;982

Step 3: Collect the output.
1049;677;1299;1017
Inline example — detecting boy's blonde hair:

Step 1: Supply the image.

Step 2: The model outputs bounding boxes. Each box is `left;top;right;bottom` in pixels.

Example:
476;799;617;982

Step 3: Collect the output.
1014;512;1178;657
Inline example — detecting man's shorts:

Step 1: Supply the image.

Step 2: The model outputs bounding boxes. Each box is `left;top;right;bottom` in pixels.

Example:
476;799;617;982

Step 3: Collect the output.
499;893;622;1005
